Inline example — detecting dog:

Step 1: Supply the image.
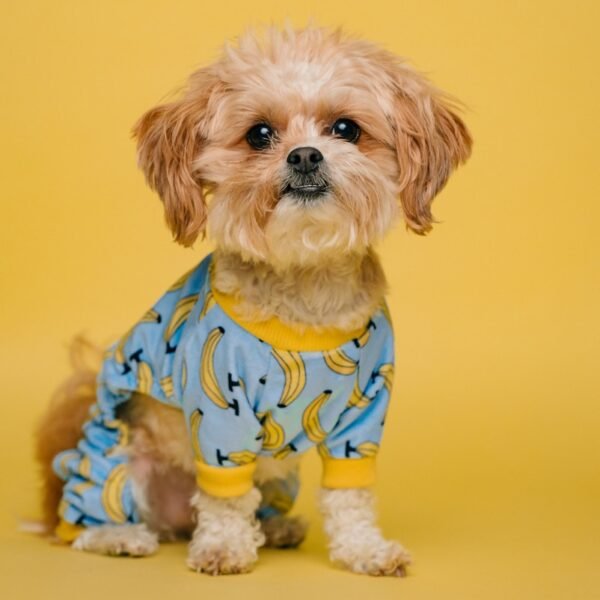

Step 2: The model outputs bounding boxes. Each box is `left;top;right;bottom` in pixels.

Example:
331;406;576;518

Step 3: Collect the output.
35;25;471;576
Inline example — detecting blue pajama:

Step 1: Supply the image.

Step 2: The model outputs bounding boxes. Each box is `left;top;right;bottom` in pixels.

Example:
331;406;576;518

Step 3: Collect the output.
52;253;395;535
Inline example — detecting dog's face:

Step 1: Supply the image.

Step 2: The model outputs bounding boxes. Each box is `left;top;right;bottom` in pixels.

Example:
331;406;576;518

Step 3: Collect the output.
134;27;471;268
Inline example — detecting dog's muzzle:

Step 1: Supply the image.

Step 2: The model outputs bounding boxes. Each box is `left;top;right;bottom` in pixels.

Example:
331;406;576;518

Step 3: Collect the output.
283;146;329;201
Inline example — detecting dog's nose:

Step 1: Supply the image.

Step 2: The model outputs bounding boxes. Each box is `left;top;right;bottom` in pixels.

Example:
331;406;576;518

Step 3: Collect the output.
286;146;323;174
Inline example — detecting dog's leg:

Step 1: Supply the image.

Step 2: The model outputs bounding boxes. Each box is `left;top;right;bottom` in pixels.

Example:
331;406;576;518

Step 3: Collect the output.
319;488;411;576
254;456;308;548
187;487;265;575
260;513;307;549
72;523;159;556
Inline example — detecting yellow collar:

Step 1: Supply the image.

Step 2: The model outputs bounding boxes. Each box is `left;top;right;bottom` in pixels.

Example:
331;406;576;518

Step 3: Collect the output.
209;271;365;352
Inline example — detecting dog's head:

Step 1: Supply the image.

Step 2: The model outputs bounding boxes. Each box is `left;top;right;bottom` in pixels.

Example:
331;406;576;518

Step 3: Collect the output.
134;26;471;269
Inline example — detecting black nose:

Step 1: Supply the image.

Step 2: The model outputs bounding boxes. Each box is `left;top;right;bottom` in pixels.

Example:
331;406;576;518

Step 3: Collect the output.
286;146;324;174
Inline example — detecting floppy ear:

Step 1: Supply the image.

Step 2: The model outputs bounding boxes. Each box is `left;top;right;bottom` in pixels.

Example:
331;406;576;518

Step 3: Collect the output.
392;79;472;234
132;71;219;246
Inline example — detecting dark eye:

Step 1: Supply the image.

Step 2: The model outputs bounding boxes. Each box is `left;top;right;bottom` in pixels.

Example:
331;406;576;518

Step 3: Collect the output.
331;118;361;143
246;123;276;150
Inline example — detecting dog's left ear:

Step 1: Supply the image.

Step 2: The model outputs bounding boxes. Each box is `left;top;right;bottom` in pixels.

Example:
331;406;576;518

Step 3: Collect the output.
132;69;221;247
390;74;472;234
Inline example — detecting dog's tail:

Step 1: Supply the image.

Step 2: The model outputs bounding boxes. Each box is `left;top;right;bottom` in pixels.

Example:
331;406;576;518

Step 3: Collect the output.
34;335;102;533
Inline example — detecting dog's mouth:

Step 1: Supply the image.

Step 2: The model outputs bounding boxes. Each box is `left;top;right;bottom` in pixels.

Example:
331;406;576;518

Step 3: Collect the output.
281;182;330;201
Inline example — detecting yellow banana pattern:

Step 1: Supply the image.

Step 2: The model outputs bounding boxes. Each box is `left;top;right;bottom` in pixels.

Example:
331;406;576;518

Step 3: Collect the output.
344;439;380;458
54;449;80;479
273;443;297;460
227;450;257;465
347;362;394;409
200;326;229;409
317;442;331;459
72;481;94;497
348;374;371;408
323;348;358;375
356;441;379;457
78;455;91;479
164;294;199;342
181;359;188;390
302;390;332;443
272;349;306;407
141;308;162;324
190;409;203;460
136;360;153;394
199;290;216;320
160;375;174;399
378;363;394;393
104;418;129;457
101;463;128;523
257;411;285;450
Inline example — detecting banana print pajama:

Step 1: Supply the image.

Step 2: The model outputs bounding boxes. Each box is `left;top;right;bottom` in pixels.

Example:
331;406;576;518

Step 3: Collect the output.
52;254;395;541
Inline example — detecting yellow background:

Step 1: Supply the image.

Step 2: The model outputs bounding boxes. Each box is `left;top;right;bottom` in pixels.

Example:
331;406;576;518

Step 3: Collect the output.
1;1;598;598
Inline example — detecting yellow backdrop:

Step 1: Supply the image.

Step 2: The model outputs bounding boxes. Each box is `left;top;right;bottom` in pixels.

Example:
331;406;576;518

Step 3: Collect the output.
1;1;598;598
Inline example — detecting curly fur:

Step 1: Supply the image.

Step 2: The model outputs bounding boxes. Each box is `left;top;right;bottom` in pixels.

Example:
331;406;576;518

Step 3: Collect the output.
187;488;265;575
211;247;387;330
320;488;411;576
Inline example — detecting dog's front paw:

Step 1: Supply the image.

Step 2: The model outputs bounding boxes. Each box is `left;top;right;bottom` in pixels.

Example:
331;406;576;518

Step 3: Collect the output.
187;488;265;575
187;539;260;575
330;539;411;577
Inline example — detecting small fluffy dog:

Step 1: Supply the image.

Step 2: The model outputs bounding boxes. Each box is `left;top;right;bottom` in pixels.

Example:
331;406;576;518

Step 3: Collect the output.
35;25;471;576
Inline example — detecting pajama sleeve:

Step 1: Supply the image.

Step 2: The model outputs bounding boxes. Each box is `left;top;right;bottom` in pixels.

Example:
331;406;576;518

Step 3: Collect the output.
318;313;395;489
181;325;264;498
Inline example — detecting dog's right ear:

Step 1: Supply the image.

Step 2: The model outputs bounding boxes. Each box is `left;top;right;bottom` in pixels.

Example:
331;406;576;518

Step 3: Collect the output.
132;70;220;247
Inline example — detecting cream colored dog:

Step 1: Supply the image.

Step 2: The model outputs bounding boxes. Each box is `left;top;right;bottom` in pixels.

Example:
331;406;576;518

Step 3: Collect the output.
36;25;471;576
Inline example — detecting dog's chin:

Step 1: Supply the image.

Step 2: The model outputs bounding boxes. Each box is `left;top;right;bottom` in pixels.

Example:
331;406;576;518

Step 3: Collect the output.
263;192;369;271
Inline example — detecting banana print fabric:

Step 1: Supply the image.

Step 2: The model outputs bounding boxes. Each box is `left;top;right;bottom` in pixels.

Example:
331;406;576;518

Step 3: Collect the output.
53;253;394;533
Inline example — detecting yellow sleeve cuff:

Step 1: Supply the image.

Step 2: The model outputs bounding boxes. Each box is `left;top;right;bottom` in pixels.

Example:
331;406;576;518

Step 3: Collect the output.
321;456;376;488
195;459;257;497
55;519;85;542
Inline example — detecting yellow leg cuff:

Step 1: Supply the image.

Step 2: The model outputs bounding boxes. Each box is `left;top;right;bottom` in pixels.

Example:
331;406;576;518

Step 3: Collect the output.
55;519;85;542
195;460;257;497
321;456;376;488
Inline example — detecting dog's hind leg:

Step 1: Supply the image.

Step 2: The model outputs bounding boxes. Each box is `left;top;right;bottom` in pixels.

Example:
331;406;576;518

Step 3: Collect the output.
259;513;308;549
35;336;101;533
254;456;308;548
72;523;158;556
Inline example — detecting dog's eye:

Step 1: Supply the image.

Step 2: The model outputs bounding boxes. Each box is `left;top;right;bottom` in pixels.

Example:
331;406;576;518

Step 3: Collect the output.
246;123;276;150
331;118;361;143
